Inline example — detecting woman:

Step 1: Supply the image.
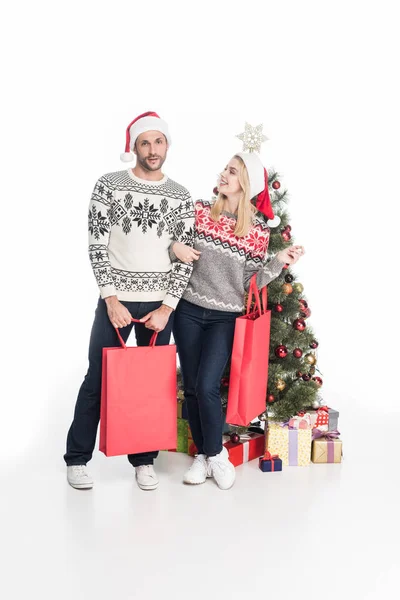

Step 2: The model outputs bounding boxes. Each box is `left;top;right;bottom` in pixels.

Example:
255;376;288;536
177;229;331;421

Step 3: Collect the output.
170;152;304;490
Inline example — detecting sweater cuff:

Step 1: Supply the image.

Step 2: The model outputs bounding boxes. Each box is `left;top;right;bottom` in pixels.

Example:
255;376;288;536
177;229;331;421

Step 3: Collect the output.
100;284;117;299
268;254;286;276
163;294;179;311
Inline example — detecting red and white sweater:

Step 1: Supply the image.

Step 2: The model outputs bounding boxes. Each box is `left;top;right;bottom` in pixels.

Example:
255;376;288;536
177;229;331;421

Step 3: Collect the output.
180;200;285;312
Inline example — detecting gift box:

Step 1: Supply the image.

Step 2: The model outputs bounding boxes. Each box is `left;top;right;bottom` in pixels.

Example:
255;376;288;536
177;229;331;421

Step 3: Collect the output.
309;406;339;431
288;412;312;429
311;429;342;463
223;432;265;467
259;451;282;472
266;422;312;466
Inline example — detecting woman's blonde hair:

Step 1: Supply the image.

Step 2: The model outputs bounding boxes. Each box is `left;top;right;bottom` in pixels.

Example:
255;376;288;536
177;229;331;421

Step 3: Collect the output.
210;155;256;237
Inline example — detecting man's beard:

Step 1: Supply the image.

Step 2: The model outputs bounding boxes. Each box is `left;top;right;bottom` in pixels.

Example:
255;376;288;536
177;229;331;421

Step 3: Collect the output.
137;153;166;172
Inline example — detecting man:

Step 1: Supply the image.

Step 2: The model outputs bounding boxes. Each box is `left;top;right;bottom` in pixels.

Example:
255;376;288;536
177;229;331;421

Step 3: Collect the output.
65;111;195;491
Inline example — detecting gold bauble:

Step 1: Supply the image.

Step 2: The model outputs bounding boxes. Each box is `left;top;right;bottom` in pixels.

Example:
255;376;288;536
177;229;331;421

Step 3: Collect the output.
293;282;304;294
275;378;286;391
282;283;293;295
305;353;317;365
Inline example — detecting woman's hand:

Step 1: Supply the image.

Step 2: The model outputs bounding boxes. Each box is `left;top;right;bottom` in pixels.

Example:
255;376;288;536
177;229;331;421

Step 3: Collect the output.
277;245;305;265
172;242;201;264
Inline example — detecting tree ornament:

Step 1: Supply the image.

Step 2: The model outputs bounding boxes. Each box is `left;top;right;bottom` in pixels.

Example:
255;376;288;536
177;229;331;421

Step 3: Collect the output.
282;230;292;242
299;299;308;311
285;225;292;232
293;318;306;331
293;348;303;358
272;181;281;190
267;393;275;403
312;398;321;409
236;122;268;153
305;353;316;365
258;412;268;421
302;373;311;382
274;303;284;313
282;283;293;295
309;366;316;375
221;377;229;387
275;378;286;391
284;274;294;283
275;345;288;358
230;432;240;444
313;376;323;386
310;340;319;349
282;264;289;270
300;307;312;319
213;186;219;196
293;282;304;294
296;370;303;378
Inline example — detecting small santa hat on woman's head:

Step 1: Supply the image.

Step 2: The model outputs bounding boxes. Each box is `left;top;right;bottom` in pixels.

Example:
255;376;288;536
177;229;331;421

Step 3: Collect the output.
236;151;274;220
120;111;172;162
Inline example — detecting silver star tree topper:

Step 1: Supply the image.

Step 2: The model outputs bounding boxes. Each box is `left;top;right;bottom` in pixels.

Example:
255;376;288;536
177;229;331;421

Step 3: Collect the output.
236;122;268;153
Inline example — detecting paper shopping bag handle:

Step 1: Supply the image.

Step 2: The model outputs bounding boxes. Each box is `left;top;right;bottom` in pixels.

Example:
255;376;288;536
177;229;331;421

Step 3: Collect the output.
246;274;268;315
114;318;158;349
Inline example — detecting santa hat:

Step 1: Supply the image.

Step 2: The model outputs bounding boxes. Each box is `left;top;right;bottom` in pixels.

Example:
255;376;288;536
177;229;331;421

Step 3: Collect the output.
236;152;274;220
120;111;172;162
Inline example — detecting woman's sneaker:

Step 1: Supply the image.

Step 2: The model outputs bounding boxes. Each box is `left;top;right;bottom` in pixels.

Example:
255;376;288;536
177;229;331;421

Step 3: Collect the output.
67;465;93;489
135;465;159;490
207;447;236;490
183;454;208;484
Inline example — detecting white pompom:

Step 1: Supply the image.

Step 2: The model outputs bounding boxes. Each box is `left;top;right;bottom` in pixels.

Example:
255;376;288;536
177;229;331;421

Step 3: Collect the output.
120;152;133;162
268;215;281;228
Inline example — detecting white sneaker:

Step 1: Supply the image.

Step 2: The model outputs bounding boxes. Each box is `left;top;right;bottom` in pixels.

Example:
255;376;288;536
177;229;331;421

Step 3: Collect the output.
67;465;93;489
207;446;236;490
183;454;208;484
135;465;159;490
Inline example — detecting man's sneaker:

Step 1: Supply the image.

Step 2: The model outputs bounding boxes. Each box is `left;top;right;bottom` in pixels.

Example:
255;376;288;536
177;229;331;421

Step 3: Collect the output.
183;454;208;484
135;465;159;490
207;446;236;490
67;465;93;489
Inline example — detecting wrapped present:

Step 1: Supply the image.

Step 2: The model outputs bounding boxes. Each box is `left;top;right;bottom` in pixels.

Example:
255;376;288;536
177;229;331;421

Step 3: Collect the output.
223;432;265;467
259;450;282;472
311;429;342;463
309;406;339;431
266;422;312;466
288;412;312;430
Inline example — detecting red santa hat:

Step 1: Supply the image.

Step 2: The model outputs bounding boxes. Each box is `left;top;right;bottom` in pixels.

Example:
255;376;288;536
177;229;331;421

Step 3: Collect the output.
236;152;274;220
120;111;172;162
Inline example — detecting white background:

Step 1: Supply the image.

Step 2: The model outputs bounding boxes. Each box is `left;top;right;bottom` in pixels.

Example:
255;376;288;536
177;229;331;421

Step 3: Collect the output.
1;0;399;462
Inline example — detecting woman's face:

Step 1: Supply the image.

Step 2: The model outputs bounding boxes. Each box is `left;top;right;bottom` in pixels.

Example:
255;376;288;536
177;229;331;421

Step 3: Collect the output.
219;158;242;196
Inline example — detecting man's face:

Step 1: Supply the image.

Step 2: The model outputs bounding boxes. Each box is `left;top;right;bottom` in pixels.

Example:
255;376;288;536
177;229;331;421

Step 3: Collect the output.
134;130;168;172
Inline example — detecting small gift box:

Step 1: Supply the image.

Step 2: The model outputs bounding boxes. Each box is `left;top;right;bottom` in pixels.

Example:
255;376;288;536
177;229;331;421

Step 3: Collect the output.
223;432;265;467
288;412;312;429
309;406;339;431
311;429;342;463
266;422;312;466
259;450;282;472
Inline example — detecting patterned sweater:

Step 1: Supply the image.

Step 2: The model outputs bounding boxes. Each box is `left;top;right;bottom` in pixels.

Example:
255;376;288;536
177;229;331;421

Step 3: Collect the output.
180;200;285;312
88;169;194;309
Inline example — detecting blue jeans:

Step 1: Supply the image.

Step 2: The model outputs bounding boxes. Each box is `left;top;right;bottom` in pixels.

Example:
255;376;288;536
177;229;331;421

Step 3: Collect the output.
64;297;174;467
173;299;240;456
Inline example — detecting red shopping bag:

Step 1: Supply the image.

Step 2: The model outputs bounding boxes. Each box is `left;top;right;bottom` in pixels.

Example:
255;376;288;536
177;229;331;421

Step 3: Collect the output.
100;321;177;456
226;274;271;426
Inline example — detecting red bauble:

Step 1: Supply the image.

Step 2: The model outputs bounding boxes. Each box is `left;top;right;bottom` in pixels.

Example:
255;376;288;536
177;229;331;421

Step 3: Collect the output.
275;345;288;359
272;181;281;190
274;303;284;313
230;432;240;444
296;370;303;378
267;393;275;403
302;373;311;382
284;274;294;283
293;318;306;331
221;377;229;387
293;348;303;358
313;376;323;386
282;230;292;242
310;340;319;349
285;225;292;231
282;264;289;270
299;299;308;311
300;307;312;319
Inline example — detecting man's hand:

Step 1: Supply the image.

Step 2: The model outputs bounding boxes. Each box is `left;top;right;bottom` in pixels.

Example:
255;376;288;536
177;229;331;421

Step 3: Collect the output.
140;304;173;332
105;296;132;328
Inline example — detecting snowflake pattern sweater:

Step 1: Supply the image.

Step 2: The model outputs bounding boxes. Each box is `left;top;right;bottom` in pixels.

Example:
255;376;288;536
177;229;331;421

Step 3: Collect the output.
181;200;285;312
88;169;194;309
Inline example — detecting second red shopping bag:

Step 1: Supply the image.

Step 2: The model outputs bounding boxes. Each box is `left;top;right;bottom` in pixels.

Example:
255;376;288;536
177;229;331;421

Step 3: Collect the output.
100;323;177;456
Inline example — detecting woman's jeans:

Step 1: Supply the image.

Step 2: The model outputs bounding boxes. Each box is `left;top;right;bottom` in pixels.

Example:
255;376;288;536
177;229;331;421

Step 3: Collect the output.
174;299;240;456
